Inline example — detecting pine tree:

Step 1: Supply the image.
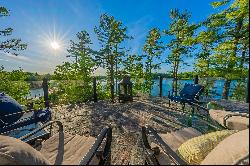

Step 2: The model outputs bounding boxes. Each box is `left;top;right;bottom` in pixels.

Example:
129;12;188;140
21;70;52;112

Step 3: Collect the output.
208;0;249;99
94;14;130;102
143;28;164;93
0;6;26;55
164;9;197;95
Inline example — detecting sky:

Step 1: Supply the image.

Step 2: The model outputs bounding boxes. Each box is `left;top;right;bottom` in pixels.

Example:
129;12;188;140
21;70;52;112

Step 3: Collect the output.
0;0;217;75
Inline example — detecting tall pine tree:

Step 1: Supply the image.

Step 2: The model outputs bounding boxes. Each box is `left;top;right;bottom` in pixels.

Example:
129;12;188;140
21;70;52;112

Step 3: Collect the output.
143;28;164;93
94;14;130;102
164;9;197;95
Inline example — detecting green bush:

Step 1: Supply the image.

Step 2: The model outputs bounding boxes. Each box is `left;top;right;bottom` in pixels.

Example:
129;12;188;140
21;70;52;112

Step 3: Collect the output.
0;67;30;104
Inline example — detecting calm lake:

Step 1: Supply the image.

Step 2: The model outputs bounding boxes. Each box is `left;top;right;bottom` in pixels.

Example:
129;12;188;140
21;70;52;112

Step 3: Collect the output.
29;79;241;99
150;79;239;99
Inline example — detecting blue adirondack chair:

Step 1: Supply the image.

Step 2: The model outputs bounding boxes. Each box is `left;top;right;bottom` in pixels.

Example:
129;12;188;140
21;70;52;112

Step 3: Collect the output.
0;92;24;124
168;83;204;110
0;92;51;139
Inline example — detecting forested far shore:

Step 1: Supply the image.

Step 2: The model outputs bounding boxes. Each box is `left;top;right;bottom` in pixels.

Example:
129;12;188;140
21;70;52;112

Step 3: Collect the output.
1;70;248;82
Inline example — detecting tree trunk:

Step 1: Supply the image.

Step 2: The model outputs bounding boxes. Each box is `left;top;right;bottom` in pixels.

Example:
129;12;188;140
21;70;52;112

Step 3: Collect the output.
172;62;177;95
174;69;178;96
110;56;115;102
115;44;118;95
205;46;210;97
239;45;247;76
174;59;180;96
234;45;247;97
222;79;231;100
222;19;242;100
171;59;178;96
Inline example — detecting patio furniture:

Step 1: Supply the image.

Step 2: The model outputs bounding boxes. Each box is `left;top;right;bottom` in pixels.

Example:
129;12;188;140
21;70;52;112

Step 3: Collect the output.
0;121;112;165
141;125;249;165
0;108;51;134
0;92;24;124
0;92;51;138
208;109;249;131
168;83;204;111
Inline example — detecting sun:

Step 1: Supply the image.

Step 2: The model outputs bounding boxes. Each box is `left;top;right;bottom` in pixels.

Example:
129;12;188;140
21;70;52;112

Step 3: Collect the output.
36;23;68;54
50;41;60;50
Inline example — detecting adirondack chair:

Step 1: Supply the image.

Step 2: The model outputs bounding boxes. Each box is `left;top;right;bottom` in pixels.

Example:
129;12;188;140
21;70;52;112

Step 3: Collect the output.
0;92;51;139
168;83;204;111
0;92;24;124
0;121;112;165
0;108;51;136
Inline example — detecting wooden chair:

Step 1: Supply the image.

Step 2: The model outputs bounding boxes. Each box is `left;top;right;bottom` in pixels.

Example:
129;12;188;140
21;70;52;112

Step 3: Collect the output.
0;121;112;165
141;125;249;165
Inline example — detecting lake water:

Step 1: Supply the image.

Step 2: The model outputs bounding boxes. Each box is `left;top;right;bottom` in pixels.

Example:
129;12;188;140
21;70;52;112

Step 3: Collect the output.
29;79;241;100
150;78;238;99
28;88;44;99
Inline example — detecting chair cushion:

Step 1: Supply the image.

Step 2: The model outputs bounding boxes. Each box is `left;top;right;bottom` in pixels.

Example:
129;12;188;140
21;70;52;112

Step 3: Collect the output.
209;109;249;130
176;130;237;165
159;127;202;151
39;132;97;165
0;135;51;165
151;127;202;165
201;129;249;165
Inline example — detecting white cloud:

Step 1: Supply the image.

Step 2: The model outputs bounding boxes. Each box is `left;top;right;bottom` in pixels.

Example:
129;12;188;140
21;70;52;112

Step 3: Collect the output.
0;58;9;62
0;51;31;63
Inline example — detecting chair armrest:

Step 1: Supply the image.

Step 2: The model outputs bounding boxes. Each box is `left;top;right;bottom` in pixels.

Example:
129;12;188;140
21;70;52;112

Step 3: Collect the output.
19;120;63;142
79;126;112;165
189;102;209;113
141;125;187;165
187;102;226;130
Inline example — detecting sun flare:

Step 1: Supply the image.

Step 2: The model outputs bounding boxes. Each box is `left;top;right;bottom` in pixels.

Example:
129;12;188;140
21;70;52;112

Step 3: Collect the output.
50;41;60;50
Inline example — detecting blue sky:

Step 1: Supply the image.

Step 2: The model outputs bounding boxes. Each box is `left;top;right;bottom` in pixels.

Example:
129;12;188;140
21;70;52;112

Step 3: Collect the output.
0;0;217;74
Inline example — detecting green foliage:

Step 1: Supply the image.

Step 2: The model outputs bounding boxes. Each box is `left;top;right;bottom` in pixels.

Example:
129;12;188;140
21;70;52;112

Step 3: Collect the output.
94;13;131;101
24;72;50;81
177;72;196;80
0;6;27;55
67;30;93;64
164;9;197;95
143;28;164;93
1;2;248;104
211;0;230;8
204;0;249;99
51;30;96;104
49;80;93;104
23;97;45;111
0;66;30;104
52;62;94;104
96;81;111;100
230;80;247;101
121;54;144;93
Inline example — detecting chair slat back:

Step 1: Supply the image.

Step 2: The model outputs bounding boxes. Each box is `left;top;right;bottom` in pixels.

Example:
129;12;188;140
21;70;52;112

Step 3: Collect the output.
179;83;204;100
